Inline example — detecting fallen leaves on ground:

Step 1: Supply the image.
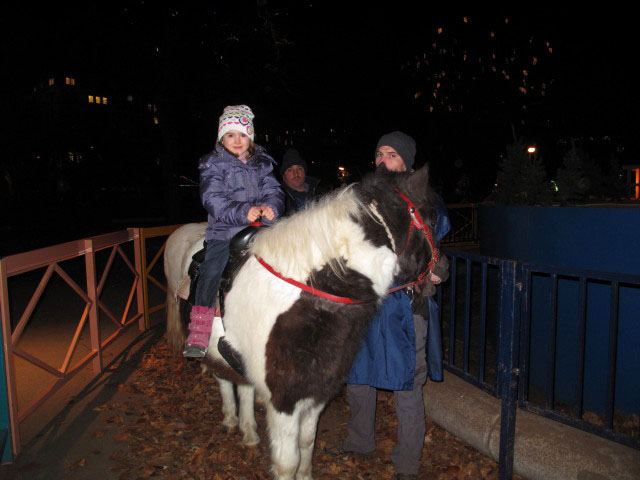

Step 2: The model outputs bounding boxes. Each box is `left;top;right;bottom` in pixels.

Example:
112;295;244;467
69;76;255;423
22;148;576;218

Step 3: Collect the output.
104;335;524;479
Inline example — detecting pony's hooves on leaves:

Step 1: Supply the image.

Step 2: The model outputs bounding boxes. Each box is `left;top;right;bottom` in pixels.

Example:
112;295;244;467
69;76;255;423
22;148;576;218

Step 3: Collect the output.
222;425;237;434
221;414;239;429
241;433;260;446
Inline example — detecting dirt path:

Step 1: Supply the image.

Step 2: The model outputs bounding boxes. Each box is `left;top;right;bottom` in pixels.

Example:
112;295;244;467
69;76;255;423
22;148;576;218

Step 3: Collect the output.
100;336;523;480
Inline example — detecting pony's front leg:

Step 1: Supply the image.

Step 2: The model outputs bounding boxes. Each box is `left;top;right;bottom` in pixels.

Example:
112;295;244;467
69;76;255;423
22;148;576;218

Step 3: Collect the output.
267;402;302;480
238;384;259;446
296;402;324;480
215;376;238;429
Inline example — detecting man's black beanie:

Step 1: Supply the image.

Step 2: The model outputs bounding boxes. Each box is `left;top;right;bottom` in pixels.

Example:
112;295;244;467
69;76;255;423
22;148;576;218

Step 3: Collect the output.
375;131;416;170
280;148;308;176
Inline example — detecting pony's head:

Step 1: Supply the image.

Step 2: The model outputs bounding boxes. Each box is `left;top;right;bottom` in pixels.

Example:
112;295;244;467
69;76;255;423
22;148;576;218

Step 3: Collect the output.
360;164;441;286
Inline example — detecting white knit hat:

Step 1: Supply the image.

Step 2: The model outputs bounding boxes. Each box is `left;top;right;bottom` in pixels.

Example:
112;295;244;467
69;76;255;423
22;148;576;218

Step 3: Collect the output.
217;105;255;141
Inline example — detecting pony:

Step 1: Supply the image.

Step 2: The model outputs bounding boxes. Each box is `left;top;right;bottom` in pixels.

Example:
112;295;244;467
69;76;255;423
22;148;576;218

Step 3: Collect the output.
164;165;442;480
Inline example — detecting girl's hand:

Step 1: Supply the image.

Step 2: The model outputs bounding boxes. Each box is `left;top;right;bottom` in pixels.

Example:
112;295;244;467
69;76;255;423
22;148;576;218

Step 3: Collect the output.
259;206;275;221
247;206;262;222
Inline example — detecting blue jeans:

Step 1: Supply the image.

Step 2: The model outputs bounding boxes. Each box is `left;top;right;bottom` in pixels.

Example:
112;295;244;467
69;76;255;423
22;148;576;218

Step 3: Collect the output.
194;239;230;307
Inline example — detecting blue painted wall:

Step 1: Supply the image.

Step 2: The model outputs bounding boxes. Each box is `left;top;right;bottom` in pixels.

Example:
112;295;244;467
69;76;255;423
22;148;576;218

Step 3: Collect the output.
479;205;640;414
478;205;640;275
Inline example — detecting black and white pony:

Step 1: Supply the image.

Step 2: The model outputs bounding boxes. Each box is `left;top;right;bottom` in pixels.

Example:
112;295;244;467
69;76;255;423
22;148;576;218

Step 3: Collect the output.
164;166;441;480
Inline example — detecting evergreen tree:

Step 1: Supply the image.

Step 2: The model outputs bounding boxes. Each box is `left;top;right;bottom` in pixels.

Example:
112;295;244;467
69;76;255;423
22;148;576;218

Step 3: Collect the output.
492;139;553;205
554;141;590;204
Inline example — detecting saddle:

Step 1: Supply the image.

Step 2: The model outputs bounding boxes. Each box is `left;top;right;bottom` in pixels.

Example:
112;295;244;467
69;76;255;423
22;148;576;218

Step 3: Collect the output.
184;224;265;376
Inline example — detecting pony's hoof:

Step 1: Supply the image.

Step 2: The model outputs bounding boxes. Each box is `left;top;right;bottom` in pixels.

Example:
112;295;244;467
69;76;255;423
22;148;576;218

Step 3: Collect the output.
222;425;237;434
222;415;239;429
241;431;260;446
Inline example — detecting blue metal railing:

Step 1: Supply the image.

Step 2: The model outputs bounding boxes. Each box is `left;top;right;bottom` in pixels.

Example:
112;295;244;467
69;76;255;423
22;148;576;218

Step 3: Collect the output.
441;204;478;245
439;250;520;479
439;251;504;396
518;263;640;451
439;248;639;478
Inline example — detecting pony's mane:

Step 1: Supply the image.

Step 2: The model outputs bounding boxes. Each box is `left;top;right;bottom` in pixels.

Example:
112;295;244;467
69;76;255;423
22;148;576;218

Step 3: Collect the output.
250;185;367;281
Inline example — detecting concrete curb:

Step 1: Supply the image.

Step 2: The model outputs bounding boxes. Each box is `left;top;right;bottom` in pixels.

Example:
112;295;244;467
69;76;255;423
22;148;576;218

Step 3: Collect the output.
424;373;640;480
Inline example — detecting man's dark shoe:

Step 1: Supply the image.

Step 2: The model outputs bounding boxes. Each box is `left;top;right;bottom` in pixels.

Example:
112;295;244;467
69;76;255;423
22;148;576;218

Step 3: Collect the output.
395;474;417;480
323;445;375;459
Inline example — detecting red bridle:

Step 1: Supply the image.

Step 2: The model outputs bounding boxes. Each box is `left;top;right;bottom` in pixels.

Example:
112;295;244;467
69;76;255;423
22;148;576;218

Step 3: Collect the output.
255;187;440;303
392;187;440;283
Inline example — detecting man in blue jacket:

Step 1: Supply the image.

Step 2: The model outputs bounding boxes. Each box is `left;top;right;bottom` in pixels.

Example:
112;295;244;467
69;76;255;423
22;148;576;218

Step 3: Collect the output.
339;131;450;480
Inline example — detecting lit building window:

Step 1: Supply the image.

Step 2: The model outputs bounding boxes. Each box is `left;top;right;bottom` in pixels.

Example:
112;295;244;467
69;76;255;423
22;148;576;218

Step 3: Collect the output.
103;97;108;105
153;117;159;124
463;17;468;23
48;78;55;86
437;27;443;34
96;96;102;104
65;77;75;85
88;95;94;103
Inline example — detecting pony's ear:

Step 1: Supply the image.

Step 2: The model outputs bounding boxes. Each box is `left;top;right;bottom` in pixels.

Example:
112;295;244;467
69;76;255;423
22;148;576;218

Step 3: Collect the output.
404;164;430;198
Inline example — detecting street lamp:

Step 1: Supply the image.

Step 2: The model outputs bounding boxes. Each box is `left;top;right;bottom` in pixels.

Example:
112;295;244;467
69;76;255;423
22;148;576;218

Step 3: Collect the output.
527;146;536;160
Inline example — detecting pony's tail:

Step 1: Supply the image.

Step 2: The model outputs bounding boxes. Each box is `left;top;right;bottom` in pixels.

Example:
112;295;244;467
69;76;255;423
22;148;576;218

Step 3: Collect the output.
166;290;186;353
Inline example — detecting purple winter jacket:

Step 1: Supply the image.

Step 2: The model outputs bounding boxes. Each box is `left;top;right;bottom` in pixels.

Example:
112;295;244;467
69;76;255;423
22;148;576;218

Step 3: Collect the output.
199;144;284;242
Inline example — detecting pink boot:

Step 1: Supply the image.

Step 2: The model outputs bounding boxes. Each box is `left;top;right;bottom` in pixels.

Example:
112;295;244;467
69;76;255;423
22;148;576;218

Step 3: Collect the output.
183;306;215;358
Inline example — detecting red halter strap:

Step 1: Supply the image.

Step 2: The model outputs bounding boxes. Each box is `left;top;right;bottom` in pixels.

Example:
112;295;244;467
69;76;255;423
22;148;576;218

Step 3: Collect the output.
255;256;364;304
255;190;440;303
392;187;440;281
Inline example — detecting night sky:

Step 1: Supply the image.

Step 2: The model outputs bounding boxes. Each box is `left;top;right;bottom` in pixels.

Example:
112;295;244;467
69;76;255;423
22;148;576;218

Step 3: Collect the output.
0;4;636;250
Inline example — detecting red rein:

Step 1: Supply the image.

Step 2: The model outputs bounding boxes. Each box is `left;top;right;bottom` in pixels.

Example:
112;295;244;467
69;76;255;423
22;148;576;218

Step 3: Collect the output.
256;187;440;303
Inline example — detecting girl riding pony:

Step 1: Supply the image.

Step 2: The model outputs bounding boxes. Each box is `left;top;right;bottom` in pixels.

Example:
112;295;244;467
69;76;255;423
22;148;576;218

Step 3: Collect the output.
184;105;284;358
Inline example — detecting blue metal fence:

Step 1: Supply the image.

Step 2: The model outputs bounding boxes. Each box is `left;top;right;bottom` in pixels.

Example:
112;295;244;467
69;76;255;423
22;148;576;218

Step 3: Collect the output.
518;263;640;451
439;248;639;478
441;204;478;245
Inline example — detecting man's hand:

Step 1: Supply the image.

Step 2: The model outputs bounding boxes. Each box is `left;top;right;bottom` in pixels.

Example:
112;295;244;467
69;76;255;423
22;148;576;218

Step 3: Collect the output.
428;272;442;284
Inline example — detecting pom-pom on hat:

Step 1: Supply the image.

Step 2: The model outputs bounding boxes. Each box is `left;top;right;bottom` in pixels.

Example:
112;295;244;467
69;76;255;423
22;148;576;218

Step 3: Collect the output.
217;105;255;141
376;131;416;170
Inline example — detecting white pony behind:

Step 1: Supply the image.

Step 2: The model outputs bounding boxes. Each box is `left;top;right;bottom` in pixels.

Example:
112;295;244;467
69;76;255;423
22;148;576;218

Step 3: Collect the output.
164;166;439;480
